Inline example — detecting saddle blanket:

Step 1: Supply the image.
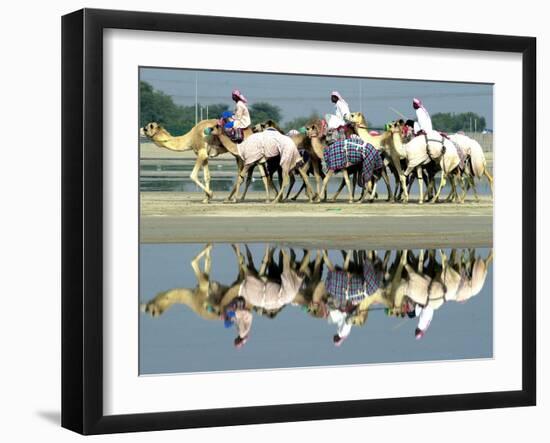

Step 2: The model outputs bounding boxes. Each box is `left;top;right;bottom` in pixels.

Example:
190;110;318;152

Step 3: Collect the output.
453;141;466;170
325;261;382;309
323;137;384;187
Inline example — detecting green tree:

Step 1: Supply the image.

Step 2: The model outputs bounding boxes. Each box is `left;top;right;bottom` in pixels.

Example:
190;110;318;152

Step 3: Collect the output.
431;112;486;133
250;102;282;126
283;112;321;133
140;80;230;135
206;103;231;120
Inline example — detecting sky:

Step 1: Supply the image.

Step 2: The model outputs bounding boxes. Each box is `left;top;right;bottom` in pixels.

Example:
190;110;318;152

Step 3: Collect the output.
140;67;493;129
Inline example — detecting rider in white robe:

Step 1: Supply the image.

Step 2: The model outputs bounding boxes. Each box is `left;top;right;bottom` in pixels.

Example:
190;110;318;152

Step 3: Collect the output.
412;97;433;134
326;91;351;129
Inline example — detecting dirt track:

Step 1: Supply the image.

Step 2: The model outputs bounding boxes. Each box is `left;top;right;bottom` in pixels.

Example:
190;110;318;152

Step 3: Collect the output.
140;192;493;249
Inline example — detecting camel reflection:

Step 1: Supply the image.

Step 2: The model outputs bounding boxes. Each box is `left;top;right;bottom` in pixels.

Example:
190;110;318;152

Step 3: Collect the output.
141;244;492;347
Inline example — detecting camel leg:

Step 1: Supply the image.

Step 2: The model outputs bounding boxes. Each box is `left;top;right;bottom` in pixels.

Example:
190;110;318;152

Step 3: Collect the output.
388;249;408;311
315;170;334;203
418;249;425;273
425;172;434;201
431;171;446;203
231;165;251;203
259;244;272;276
272;172;290;203
331;178;346;201
258;163;272;203
231;244;247;280
291;160;313;200
343;250;352;270
291;183;305;200
225;158;243;202
312;158;323;198
297;167;315;202
446;173;458;203
239;166;256;202
393;169;402;201
380;167;393;202
189;152;213;203
398;172;409;203
351;172;358;200
458;174;467;204
191;243;213;291
202;158;212;202
470;175;480;202
452;173;465;203
322;250;335;271
484;168;494;196
266;168;280;197
365;179;377;203
416;166;424;205
286;174;296;200
395;155;409;203
343;169;354;203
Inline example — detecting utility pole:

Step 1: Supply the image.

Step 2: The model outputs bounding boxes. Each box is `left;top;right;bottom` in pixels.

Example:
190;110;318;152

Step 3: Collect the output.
206;105;209;120
359;79;362;114
195;72;198;126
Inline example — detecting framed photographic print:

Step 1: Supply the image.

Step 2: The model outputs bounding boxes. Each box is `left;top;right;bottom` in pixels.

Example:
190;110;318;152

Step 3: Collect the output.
61;8;536;435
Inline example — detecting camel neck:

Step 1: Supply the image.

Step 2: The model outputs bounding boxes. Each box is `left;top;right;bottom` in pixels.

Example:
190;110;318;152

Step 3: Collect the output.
215;132;239;156
310;136;325;160
152;131;193;152
390;132;406;157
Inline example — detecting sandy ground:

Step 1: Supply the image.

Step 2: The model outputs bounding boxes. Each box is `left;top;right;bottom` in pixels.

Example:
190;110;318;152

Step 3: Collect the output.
140;191;493;249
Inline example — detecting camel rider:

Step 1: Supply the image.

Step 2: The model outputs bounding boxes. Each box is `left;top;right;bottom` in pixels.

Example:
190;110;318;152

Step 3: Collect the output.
325;91;351;130
225;89;251;130
328;309;353;346
222;296;252;348
412;97;433;135
412;304;434;339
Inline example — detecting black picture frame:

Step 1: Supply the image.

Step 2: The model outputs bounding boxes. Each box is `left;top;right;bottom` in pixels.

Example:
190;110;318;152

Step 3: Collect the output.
62;8;537;435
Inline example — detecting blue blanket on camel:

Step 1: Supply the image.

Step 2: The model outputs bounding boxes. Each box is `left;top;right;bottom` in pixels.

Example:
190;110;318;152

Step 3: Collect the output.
323;137;384;188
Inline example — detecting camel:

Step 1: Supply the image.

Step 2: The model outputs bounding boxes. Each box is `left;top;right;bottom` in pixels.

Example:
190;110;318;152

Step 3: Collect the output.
252;119;284;133
208;124;315;203
140;120;242;203
140;244;244;321
448;133;494;200
386;122;462;203
285;131;326;200
304;121;385;203
348;112;408;202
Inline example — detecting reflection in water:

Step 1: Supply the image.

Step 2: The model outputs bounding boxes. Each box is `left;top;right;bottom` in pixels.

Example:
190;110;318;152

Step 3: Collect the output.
141;245;492;352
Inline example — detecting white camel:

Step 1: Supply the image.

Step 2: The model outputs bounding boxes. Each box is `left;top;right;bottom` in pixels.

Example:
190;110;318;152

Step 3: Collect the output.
448;133;494;200
210;126;314;203
388;123;462;204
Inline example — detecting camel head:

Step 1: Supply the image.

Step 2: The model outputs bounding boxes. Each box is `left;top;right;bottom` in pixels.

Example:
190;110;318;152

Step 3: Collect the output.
140;122;166;139
383;119;407;143
304;120;325;139
140;291;172;318
253;119;283;133
204;121;224;137
348;112;367;127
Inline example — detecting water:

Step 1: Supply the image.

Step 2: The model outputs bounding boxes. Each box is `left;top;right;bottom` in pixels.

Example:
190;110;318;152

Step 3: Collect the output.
140;162;492;195
139;243;493;375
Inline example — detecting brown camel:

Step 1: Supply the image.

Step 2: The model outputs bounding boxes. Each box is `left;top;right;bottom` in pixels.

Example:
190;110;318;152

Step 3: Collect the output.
207;123;315;203
140;120;241;203
140;244;248;321
348;113;409;202
305;120;390;203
